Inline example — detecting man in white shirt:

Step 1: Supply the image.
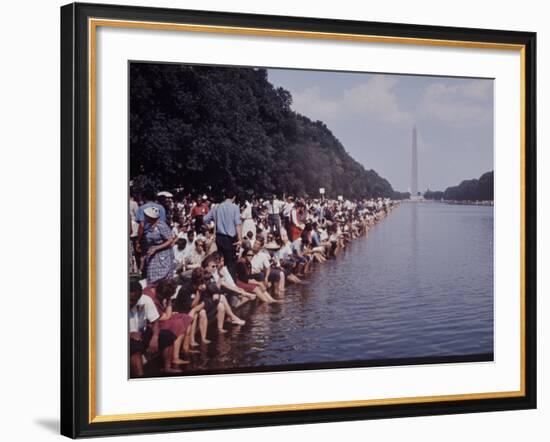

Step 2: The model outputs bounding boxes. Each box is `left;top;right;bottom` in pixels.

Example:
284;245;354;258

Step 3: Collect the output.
263;194;285;234
282;196;294;218
251;243;271;278
251;239;285;295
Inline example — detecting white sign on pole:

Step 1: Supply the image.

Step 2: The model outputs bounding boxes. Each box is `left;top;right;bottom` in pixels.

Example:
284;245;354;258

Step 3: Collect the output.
319;188;325;195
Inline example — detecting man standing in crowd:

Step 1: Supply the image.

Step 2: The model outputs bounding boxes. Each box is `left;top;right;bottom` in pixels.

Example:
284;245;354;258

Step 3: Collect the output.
263;194;285;235
282;195;295;234
203;189;242;277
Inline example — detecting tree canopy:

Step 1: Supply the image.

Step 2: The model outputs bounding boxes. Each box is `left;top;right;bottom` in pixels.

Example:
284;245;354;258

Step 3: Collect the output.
130;63;395;199
424;171;494;201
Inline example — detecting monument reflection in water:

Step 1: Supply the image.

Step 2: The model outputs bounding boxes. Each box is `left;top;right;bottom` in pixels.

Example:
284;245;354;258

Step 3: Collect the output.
188;201;494;373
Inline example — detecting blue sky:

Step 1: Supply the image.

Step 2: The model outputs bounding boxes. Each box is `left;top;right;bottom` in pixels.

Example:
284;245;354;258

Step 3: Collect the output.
267;68;494;192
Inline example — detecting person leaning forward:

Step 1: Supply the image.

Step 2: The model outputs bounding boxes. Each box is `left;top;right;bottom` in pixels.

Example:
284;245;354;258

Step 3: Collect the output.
203;189;242;277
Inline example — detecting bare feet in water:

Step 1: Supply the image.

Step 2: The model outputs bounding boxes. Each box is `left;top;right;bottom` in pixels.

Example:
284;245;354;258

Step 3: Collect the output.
183;348;200;354
268;299;283;304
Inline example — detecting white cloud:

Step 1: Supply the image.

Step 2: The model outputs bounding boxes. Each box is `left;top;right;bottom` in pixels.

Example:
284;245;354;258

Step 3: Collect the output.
290;75;412;125
418;80;493;127
286;76;493;144
290;86;342;119
343;76;412;124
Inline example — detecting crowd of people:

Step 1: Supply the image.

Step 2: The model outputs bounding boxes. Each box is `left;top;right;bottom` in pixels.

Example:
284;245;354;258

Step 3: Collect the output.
129;187;399;376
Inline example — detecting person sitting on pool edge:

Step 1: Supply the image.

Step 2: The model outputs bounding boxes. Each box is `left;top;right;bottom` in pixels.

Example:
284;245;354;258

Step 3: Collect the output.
129;280;180;376
205;252;256;308
235;248;279;304
250;238;285;297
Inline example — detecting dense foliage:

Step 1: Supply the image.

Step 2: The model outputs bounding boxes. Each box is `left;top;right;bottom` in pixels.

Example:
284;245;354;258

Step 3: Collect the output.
130;63;395;199
424;171;494;201
392;191;411;200
423;190;445;200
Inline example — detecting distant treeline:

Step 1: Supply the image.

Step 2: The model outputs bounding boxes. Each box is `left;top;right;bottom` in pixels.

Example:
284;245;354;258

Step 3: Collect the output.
424;171;494;201
130;63;397;200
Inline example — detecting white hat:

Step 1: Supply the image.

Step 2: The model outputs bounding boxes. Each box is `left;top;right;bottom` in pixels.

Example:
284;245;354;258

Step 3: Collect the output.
157;191;173;198
144;206;160;219
202;194;208;200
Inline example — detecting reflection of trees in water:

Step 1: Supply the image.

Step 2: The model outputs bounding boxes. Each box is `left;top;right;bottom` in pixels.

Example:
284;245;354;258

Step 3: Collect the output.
197;205;492;373
157;205;493;375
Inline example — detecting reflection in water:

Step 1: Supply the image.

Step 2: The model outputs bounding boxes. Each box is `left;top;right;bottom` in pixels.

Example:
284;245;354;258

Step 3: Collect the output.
410;202;419;283
183;202;494;372
411;201;418;252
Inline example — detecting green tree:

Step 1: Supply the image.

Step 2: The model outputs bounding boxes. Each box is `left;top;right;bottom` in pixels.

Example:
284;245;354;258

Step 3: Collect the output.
130;63;396;199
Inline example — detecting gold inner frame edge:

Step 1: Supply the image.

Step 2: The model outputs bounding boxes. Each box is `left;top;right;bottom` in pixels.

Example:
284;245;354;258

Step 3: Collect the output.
87;18;527;424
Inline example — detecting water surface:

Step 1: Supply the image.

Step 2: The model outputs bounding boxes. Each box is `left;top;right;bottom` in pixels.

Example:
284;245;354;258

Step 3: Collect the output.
184;202;494;373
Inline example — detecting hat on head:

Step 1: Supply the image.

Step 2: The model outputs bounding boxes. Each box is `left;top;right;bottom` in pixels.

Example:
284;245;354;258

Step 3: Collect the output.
144;206;160;219
157;191;173;198
202;194;208;200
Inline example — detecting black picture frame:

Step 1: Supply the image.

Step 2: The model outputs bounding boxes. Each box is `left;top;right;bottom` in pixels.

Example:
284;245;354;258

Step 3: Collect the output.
61;2;536;438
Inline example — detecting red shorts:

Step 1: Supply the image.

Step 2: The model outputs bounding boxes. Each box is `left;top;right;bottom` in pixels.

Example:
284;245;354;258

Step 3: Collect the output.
236;280;257;293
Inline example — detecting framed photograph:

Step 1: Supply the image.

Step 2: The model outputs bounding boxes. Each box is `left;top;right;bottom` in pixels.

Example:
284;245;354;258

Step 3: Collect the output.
60;2;536;438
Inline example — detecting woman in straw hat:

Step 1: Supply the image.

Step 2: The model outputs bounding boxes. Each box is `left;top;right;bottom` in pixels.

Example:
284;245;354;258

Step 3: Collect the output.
143;206;175;284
